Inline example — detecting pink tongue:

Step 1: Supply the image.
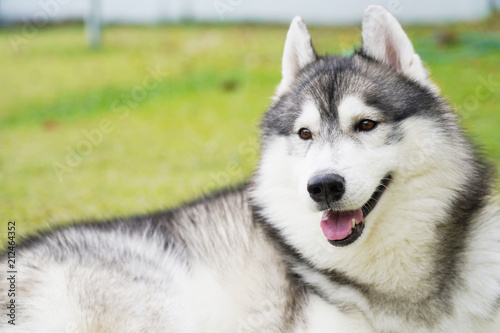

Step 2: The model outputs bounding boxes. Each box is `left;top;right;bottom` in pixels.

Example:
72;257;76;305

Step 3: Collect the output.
320;209;363;241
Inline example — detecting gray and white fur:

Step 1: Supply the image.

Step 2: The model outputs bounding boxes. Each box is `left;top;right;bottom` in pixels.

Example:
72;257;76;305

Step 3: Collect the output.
2;5;500;333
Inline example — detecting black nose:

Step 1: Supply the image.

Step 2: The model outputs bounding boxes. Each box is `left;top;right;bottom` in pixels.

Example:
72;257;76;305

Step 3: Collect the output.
307;174;346;203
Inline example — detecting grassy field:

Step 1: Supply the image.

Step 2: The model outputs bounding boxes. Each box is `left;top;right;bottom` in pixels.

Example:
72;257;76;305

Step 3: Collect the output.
0;17;499;245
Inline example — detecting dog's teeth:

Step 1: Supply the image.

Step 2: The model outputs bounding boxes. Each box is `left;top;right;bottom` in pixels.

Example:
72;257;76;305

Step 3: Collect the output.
352;218;356;228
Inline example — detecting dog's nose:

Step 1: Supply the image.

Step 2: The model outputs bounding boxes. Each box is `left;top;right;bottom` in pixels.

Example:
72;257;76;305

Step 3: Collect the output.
307;174;346;203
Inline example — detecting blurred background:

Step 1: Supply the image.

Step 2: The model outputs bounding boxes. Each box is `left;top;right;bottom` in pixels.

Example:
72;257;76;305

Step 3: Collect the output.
0;0;499;243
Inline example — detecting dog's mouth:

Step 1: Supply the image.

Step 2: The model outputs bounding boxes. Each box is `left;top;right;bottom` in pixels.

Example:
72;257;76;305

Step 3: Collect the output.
320;174;392;247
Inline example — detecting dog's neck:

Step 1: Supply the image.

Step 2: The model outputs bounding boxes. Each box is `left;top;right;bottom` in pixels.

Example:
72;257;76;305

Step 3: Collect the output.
288;182;500;332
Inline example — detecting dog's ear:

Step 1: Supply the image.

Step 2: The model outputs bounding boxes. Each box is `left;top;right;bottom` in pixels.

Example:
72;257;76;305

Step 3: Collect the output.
361;5;434;88
275;16;317;99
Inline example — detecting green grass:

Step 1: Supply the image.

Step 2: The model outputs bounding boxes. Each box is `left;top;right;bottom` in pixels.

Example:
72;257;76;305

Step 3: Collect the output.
1;18;499;245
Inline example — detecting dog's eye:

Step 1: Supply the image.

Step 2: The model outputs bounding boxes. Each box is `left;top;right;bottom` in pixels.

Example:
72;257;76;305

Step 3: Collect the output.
357;119;378;132
298;128;312;140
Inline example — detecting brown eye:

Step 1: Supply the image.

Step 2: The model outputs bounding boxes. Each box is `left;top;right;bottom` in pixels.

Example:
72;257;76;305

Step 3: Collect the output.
298;128;312;140
357;119;377;132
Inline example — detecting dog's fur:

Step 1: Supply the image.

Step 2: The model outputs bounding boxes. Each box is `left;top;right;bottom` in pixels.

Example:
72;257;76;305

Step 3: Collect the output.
2;5;500;332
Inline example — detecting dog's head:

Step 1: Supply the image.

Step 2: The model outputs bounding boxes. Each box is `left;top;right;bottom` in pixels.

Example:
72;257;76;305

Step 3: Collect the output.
252;6;470;263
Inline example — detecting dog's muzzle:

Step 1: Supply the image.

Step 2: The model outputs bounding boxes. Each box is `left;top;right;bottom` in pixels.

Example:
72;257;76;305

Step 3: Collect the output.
307;173;392;247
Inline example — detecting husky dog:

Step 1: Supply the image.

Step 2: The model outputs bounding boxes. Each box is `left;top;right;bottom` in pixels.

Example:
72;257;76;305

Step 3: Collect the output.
2;5;500;332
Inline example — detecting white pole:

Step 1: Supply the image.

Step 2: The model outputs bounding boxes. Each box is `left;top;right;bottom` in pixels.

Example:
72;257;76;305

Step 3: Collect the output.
86;0;101;49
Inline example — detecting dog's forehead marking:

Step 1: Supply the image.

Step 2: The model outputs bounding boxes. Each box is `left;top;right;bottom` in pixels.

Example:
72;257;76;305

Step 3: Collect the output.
295;100;321;133
337;95;380;128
